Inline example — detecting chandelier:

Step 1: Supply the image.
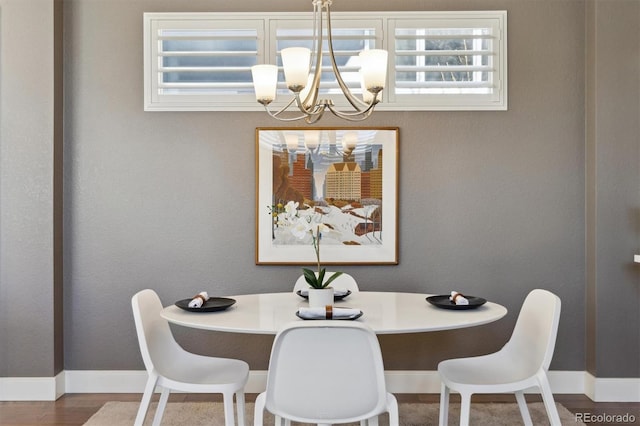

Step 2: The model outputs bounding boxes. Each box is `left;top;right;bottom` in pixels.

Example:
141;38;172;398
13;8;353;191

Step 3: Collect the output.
250;0;388;124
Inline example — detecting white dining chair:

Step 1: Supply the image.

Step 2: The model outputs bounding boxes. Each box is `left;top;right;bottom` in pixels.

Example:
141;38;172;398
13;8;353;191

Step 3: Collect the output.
437;288;562;426
293;272;360;293
254;321;398;426
131;289;249;426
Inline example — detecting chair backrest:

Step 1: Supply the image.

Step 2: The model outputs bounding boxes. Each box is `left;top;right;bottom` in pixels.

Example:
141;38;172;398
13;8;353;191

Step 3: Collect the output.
264;321;388;424
503;289;561;373
292;272;360;293
131;289;184;375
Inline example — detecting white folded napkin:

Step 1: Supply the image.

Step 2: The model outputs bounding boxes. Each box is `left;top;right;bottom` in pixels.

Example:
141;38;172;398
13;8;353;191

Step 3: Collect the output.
298;306;361;320
299;288;349;297
188;291;210;308
450;291;469;305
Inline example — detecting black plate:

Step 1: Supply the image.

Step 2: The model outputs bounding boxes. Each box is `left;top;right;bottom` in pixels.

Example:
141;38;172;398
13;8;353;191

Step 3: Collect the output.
175;297;236;312
426;295;487;310
296;309;363;320
296;289;352;301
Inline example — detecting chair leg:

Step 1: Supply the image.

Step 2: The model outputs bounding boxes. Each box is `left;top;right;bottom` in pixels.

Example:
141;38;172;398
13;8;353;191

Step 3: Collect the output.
222;392;236;426
253;393;266;426
515;391;533;426
235;391;246;426
438;383;450;426
151;387;170;426
273;415;292;426
367;416;379;426
459;392;472;426
134;375;158;426
537;371;562;426
387;393;400;426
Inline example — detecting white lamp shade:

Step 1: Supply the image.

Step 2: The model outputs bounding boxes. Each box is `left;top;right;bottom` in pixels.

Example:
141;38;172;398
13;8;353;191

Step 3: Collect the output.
304;130;320;149
251;64;278;103
360;75;375;103
281;47;311;90
359;49;388;91
342;132;358;150
284;133;299;151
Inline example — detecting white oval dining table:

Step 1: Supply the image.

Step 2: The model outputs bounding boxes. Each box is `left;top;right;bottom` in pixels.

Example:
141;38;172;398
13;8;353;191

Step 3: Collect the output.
161;291;508;335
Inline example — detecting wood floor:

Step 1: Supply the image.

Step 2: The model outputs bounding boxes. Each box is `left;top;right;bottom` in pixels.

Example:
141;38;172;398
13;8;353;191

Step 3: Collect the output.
0;393;638;426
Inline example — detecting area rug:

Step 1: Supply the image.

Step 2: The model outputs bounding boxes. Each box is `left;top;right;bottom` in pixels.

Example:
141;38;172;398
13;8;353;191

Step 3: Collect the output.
84;401;584;425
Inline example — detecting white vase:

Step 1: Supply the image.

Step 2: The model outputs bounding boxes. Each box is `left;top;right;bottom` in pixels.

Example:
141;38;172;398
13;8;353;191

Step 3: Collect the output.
307;287;334;308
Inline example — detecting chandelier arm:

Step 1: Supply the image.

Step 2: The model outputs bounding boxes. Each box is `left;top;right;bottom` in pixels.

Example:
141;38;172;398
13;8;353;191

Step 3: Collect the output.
304;108;326;125
325;5;369;111
326;92;379;118
265;94;329;122
326;102;376;122
294;92;322;116
301;0;324;110
270;96;305;116
310;0;319;69
263;106;310;122
262;100;313;122
266;93;318;117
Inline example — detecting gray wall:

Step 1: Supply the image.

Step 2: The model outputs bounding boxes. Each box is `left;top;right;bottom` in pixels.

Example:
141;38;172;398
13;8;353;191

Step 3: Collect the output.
0;0;63;377
586;0;640;377
0;0;637;379
62;0;587;371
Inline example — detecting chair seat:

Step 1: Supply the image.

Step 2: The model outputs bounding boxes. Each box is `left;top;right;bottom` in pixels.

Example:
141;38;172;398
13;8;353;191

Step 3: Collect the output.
159;354;249;388
438;353;537;389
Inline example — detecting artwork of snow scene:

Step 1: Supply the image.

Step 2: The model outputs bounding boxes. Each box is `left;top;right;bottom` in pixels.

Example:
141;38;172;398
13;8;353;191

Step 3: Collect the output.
269;129;386;247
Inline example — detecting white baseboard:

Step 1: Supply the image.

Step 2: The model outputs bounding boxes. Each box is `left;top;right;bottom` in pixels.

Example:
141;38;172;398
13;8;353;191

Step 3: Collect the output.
385;370;441;393
585;372;640;402
547;371;586;394
0;372;65;401
64;370;149;393
1;370;638;402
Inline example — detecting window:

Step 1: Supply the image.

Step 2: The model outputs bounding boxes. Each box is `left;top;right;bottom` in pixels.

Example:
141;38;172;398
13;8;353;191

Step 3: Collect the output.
144;14;265;110
144;11;507;111
388;12;507;110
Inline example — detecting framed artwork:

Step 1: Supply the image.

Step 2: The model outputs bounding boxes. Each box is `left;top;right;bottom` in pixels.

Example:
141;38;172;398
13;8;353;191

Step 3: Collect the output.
256;127;399;265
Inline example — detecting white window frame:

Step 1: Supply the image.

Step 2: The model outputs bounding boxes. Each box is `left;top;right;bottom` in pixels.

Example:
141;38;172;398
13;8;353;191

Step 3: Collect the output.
388;11;507;110
144;11;507;112
144;13;266;111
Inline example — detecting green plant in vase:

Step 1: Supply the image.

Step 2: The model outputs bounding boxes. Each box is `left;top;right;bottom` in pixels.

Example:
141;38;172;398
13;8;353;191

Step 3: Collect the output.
301;224;343;289
284;201;342;289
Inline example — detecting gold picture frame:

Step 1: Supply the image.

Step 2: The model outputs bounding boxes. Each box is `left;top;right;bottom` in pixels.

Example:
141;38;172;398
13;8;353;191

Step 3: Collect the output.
256;127;399;265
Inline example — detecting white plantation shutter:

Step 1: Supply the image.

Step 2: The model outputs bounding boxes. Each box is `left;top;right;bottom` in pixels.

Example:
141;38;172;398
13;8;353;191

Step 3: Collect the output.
144;11;507;112
144;14;265;111
388;11;507;110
